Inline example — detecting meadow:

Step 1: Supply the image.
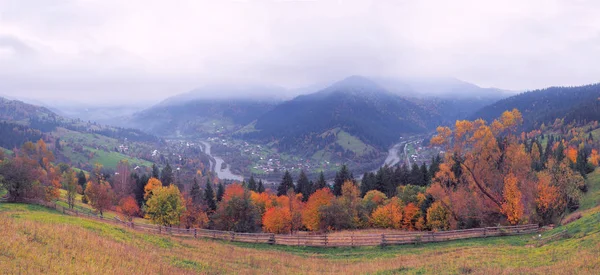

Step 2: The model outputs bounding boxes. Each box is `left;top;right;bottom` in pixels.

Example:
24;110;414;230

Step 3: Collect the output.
1;170;599;274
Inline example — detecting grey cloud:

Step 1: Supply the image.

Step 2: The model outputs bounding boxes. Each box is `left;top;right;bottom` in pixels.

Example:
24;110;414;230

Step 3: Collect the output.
0;0;599;104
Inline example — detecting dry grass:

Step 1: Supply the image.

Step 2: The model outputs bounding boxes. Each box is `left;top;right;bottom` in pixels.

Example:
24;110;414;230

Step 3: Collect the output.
1;203;599;274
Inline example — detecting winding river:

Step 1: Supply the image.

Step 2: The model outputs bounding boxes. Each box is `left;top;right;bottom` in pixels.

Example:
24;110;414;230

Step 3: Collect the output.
199;141;244;181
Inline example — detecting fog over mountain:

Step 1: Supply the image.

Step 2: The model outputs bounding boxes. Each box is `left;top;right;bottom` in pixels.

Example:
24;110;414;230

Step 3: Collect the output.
1;0;600;105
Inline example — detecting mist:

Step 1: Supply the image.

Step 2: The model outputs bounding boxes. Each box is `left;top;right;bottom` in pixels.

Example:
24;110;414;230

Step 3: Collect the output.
1;0;599;105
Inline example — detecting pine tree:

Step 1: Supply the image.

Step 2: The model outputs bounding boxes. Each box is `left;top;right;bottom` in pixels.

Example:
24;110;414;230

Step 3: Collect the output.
314;171;328;191
247;176;257;191
333;164;353;196
277;170;294;196
152;164;160;179
420;163;429;186
160;162;173;186
216;183;225;202
360;172;376;197
77;170;87;190
203;179;216;212
257;179;265;193
190;177;202;206
295;170;312;201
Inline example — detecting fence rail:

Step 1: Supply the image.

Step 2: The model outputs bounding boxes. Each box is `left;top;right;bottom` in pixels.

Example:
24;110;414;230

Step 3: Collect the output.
11;199;540;247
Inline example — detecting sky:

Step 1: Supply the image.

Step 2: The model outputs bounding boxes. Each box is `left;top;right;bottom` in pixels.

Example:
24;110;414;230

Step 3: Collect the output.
0;0;599;105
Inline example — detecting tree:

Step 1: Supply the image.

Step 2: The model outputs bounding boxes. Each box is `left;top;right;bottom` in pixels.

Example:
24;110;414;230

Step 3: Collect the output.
370;198;403;229
302;188;334;231
216;183;225;202
180;197;209;229
113;160;134;200
277;170;294;196
204;179;217;212
333;165;353;196
116;196;140;222
247;176;257;192
77;170;87;191
362;190;387;215
145;185;185;226
257;179;265;193
262;207;292;234
152;164;160;178
144;177;163;201
212;184;261;232
295;170;312;202
63;169;78;209
0;157;39;202
190;177;203;206
85;180;115;216
314;171;328;191
501;173;524;225
160;162;174;186
426;201;451;231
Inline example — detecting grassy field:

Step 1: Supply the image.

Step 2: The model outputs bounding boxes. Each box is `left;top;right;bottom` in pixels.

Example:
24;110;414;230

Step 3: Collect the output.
1;169;599;274
335;129;375;157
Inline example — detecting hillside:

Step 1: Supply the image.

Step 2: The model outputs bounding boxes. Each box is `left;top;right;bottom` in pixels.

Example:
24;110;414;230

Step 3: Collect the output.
472;83;600;128
119;85;282;137
243;76;442;157
0;96;162;170
1;192;598;274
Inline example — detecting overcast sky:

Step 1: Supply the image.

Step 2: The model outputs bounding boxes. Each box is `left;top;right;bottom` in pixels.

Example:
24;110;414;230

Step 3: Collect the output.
1;0;599;105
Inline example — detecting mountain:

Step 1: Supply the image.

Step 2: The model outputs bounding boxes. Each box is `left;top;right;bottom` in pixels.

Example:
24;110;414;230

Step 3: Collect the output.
472;83;600;129
242;76;442;157
120;85;283;136
374;77;513;124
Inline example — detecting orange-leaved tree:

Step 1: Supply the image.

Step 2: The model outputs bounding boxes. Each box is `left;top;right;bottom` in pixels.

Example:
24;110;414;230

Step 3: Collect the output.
117;196;140;222
302;188;334;231
262;207;292;234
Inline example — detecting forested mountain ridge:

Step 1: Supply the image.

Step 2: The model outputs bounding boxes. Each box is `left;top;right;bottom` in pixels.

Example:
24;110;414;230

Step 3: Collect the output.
471;83;600;128
241;76;442;157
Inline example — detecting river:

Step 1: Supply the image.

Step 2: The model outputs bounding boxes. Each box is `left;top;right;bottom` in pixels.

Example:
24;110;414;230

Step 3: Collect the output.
199;141;244;181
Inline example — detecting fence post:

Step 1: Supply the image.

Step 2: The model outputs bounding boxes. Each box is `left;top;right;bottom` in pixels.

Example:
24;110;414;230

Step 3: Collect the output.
297;235;300;246
324;234;328;247
269;234;275;245
380;234;386;247
194;228;197;238
230;232;235;242
351;235;354;247
483;228;487;238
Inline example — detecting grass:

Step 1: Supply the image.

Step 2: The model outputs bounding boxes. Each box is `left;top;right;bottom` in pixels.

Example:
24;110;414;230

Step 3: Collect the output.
1;201;599;274
335;129;375;156
580;168;600;211
1;169;599;274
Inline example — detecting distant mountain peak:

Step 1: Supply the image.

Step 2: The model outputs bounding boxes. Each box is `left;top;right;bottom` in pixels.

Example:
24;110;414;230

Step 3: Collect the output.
323;75;387;96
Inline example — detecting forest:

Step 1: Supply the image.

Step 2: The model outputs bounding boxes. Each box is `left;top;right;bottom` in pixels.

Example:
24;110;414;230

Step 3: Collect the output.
1;109;598;235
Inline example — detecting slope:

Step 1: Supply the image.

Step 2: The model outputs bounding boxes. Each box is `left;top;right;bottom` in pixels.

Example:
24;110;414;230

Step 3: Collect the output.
472;83;600;128
244;76;442;157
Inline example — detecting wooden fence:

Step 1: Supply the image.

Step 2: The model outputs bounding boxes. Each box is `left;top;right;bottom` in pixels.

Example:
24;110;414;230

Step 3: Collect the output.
11;199;540;248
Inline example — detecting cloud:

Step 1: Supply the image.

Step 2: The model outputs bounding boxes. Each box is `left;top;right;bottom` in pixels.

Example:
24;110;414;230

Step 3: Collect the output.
0;0;599;104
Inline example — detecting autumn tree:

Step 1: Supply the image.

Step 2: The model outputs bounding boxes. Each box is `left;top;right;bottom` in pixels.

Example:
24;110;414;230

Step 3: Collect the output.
113;160;134;200
262;206;292;234
0;157;39;202
426;201;451;231
180;196;209;229
144;177;162;201
85;180;115;216
302;188;334;231
116;196;140;221
63;169;78;209
145;185;185;226
501;173;524;225
362;190;387;216
212;184;261;232
370;198;403;229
